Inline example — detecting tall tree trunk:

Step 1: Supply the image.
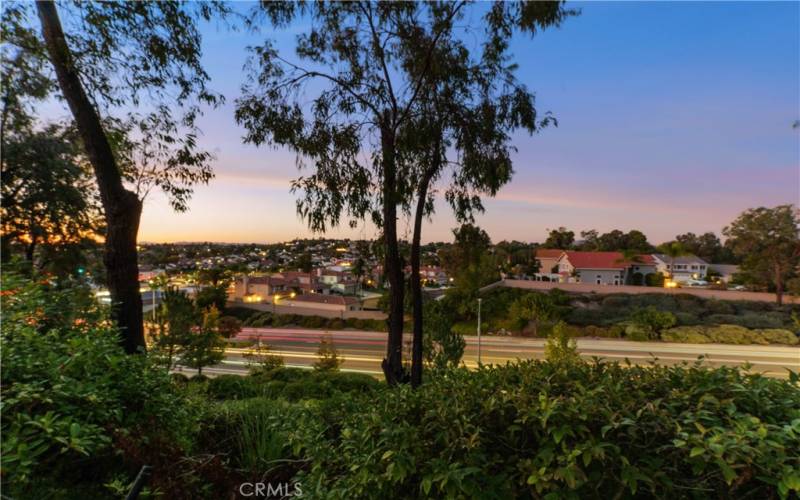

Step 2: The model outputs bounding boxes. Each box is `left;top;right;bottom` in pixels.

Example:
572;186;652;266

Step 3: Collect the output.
380;120;406;385
410;168;435;388
37;1;145;354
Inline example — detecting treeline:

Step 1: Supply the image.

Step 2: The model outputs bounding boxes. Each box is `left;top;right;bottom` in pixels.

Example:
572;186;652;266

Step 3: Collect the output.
541;226;737;263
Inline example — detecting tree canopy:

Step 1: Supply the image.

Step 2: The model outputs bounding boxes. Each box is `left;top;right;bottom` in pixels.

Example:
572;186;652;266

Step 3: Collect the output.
723;205;799;304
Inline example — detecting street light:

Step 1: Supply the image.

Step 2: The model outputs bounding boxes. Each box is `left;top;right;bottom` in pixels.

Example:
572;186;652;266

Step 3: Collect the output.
477;298;482;365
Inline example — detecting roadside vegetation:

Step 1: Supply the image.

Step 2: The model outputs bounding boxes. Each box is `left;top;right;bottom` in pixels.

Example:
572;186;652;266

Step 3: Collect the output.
446;287;800;345
4;272;799;499
229;288;800;346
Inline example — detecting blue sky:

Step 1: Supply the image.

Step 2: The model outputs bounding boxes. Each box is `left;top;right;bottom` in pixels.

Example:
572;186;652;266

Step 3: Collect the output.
133;1;799;244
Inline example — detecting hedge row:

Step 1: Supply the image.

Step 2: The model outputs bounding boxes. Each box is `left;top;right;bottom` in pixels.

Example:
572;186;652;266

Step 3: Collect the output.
238;361;800;499
237;310;388;332
177;368;381;402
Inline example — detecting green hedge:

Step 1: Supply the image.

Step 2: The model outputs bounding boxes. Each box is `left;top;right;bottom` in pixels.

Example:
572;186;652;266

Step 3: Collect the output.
662;325;798;345
289;361;800;499
241;310;387;332
205;369;381;401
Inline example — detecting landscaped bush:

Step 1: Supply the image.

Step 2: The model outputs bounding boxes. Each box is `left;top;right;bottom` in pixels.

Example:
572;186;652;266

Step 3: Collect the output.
1;274;200;498
207;374;261;400
662;325;799;345
290;361;800;499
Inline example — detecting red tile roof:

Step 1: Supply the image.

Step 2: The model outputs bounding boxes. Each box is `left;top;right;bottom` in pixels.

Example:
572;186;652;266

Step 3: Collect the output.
562;251;629;269
536;249;566;258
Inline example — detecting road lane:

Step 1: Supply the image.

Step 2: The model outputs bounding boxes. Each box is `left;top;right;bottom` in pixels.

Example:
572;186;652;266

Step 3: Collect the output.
190;327;800;379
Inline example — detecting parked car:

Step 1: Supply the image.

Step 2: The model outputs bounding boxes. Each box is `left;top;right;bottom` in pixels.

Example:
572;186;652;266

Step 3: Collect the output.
686;279;709;287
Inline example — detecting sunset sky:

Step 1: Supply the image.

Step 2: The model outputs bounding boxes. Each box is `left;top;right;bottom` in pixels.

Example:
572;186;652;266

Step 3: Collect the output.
74;2;800;244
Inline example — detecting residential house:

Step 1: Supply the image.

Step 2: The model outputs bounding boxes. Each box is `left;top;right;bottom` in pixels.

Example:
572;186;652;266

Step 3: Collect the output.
652;254;709;283
556;251;657;285
534;248;565;274
556;251;629;285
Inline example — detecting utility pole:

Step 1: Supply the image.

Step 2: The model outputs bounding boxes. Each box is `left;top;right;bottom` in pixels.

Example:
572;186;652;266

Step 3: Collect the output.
477;298;482;365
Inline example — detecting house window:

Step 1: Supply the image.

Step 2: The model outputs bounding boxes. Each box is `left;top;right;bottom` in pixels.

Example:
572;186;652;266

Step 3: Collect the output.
691;265;698;270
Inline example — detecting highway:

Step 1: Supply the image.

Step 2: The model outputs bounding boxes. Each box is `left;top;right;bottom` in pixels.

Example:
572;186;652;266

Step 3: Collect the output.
188;327;800;379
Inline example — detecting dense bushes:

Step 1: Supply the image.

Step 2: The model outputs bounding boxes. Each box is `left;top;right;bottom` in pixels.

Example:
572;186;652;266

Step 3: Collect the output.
468;288;799;344
289;361;800;499
1;274;200;497
204;369;380;401
663;325;799;345
236;309;387;332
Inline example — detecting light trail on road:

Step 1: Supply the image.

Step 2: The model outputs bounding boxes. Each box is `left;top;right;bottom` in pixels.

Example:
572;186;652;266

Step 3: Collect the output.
190;327;800;379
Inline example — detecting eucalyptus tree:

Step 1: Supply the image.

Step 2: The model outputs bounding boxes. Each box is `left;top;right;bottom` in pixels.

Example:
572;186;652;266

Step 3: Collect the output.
31;1;223;353
237;1;574;385
401;2;571;385
1;124;103;263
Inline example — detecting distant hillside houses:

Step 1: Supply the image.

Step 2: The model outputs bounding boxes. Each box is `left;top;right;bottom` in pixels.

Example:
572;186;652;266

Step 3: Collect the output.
532;249;736;286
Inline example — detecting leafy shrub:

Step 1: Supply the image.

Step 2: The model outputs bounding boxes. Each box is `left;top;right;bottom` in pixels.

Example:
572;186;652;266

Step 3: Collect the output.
661;326;799;345
583;325;623;338
627;306;676;340
674;311;701;326
662;326;712;344
1;274;196;495
292;361;800;499
207;374;261;400
314;335;343;371
312;372;380;393
544;322;581;364
705;299;736;315
705;324;762;345
706;313;784;329
565;307;614;326
170;373;190;386
760;329;799;345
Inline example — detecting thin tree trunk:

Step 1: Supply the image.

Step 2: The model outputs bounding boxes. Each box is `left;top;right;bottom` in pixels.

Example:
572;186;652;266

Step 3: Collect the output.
37;1;145;354
775;264;783;306
410;168;435;388
380;120;406;385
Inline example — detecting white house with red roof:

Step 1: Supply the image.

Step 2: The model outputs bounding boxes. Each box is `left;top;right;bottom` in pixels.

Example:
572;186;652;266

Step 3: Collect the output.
534;248;565;274
556;251;658;285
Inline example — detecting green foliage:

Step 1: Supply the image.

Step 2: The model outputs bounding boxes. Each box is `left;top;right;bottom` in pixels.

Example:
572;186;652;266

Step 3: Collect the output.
507;292;560;336
724;205;800;303
244;342;285;375
1;273;196;494
195;284;229;312
313;335;343;372
150;287;196;369
423;300;466;370
628;306;677;340
180;305;226;375
544;321;582;365
291;361;800;499
662;325;798;345
217;315;242;338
